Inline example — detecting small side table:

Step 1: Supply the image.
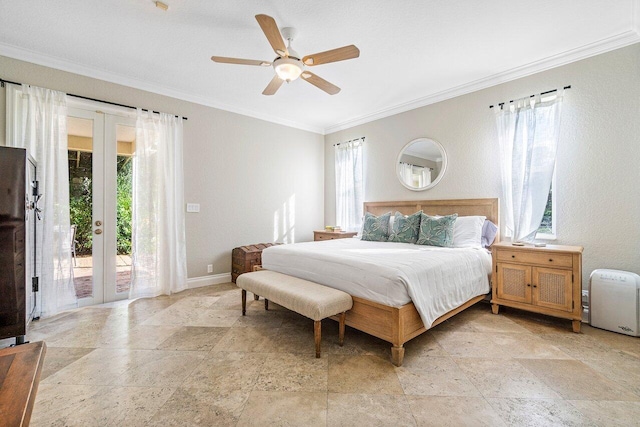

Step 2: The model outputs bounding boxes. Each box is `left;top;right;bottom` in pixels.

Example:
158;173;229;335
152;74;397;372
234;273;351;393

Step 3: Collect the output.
314;230;358;241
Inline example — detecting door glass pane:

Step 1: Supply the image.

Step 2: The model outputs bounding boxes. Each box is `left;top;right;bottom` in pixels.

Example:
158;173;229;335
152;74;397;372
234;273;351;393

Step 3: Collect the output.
116;124;134;294
68;117;93;299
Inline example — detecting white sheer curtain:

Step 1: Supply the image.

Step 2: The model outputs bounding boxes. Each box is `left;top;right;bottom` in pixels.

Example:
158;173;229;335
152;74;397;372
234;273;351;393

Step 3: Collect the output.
399;162;413;187
6;84;77;317
496;91;563;243
335;138;364;232
418;167;431;187
130;109;187;298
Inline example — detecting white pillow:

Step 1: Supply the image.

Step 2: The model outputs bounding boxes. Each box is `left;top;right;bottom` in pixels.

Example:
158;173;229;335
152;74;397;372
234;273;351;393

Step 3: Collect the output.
453;216;486;248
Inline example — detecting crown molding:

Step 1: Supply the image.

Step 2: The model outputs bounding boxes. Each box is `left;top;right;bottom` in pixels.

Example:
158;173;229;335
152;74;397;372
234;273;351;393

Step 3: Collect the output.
324;30;640;134
0;42;324;135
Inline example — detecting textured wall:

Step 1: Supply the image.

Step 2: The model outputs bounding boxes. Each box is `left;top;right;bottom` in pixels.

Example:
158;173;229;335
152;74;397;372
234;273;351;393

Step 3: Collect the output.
325;44;640;290
0;56;325;279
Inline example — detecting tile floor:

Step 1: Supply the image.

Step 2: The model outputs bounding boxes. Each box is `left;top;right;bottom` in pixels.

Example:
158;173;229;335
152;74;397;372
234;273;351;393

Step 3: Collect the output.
3;283;639;426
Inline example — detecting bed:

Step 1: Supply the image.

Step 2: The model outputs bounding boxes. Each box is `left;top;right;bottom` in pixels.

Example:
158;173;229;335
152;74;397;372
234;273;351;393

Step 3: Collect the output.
262;198;499;366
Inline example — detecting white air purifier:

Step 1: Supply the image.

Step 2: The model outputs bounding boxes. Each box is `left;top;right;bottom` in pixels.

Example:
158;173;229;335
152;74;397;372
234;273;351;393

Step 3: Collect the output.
589;269;640;337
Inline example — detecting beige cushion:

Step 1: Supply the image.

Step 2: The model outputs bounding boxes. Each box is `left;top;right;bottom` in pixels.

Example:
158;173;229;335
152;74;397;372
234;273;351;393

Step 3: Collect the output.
237;270;353;321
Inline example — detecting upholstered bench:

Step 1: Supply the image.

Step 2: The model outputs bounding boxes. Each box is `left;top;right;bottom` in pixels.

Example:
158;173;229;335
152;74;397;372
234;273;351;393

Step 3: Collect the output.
236;270;353;357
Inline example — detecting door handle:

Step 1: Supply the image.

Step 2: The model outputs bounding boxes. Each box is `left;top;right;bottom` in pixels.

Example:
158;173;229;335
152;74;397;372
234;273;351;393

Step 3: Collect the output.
95;220;102;226
95;229;103;235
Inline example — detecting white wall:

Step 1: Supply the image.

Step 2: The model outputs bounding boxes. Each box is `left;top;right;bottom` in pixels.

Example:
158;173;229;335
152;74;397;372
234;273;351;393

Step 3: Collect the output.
325;44;640;290
0;56;325;279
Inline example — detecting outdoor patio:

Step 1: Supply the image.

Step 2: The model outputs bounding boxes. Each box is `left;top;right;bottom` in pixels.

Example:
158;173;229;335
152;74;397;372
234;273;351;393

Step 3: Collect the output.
73;255;132;299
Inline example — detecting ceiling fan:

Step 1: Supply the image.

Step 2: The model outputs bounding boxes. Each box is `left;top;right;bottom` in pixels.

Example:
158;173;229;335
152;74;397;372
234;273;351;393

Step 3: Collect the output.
211;14;360;96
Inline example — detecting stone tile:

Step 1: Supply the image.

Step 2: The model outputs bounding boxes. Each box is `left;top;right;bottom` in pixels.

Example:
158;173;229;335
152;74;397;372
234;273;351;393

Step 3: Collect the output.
233;309;285;328
488;332;573;359
99;324;181;349
111;350;208;387
466;312;532;334
581;325;640;357
568;400;640;427
328;354;404;394
236;391;327;427
32;383;174;427
156;326;229;351
582;351;640;397
431;331;510;359
147;386;249;426
190;309;242;327
182;351;266;393
518;359;640;401
538;332;619;360
401;331;449;360
505;308;574;334
255;352;328;392
486;398;597;426
396;356;481;397
212;327;280;353
42;348;158;385
39;347;94;380
455;358;560;399
328;393;416;426
406;396;507;427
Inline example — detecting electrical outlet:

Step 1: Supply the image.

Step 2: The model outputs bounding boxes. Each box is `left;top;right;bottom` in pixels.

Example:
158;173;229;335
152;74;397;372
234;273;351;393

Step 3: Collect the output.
207;264;213;273
186;203;200;213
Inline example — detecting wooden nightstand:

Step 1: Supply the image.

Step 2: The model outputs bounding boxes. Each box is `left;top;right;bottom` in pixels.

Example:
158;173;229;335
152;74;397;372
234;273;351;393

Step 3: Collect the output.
491;242;584;332
314;230;358;241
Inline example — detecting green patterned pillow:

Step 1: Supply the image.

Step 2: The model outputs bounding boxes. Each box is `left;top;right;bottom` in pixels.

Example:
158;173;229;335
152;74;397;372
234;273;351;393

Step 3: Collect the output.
416;213;458;247
361;212;391;242
388;211;422;244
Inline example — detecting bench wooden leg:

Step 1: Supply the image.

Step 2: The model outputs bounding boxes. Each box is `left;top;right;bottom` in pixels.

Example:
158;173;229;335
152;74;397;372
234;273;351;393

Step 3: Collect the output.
253;294;260;301
314;320;321;358
338;312;346;346
265;299;269;311
391;345;405;367
241;289;246;316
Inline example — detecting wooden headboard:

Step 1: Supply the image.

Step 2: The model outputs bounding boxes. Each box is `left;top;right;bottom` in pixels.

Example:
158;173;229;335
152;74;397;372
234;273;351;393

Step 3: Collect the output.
364;198;500;242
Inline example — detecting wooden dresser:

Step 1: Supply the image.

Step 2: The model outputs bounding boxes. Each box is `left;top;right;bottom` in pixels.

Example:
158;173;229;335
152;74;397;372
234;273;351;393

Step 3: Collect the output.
491;242;583;332
313;231;358;241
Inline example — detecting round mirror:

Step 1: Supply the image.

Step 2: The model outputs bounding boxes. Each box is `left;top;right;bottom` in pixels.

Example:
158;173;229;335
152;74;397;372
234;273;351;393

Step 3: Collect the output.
396;138;447;191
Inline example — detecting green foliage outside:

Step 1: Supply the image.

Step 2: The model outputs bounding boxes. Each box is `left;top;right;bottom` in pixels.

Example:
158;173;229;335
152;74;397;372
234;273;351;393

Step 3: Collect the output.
68;151;132;255
537;187;553;235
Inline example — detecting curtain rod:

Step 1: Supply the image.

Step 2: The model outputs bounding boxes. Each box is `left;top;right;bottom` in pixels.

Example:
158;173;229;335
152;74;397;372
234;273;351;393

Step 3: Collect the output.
0;78;188;120
489;85;571;109
333;136;365;147
399;161;433;171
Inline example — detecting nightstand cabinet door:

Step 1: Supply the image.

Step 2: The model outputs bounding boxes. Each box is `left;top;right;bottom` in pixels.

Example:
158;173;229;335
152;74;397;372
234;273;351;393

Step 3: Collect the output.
532;267;573;312
496;264;532;304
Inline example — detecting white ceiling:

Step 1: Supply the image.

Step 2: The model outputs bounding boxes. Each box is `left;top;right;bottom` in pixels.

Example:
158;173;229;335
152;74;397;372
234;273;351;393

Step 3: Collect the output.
1;1;638;134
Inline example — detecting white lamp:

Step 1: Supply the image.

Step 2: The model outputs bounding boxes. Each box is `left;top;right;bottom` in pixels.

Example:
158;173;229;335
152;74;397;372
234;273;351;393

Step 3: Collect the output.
273;57;303;82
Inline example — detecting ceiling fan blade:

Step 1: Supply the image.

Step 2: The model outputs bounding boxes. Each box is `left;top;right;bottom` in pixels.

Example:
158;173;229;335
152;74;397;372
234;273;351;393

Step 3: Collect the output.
301;72;341;95
211;56;271;66
302;45;360;66
262;75;284;96
255;14;288;56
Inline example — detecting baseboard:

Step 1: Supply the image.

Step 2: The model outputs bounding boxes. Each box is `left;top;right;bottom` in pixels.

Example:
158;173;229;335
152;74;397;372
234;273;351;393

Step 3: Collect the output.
187;273;232;289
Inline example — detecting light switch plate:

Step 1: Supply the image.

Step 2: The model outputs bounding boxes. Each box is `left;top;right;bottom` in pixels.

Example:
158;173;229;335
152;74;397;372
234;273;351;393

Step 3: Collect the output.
186;203;200;213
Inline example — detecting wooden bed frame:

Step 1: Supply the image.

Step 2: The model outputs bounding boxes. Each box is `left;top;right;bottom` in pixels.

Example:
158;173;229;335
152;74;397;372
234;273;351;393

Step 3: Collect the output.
329;198;499;366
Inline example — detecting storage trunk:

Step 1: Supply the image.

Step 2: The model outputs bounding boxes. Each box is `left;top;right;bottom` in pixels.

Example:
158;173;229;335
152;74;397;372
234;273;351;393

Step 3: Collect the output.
231;243;282;283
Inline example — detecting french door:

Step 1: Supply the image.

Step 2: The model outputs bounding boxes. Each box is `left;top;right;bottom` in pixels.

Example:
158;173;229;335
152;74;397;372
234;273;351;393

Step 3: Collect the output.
67;108;136;306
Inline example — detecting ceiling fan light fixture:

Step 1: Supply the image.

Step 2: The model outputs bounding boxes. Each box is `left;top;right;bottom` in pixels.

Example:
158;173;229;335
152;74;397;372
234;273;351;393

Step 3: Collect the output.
273;57;303;82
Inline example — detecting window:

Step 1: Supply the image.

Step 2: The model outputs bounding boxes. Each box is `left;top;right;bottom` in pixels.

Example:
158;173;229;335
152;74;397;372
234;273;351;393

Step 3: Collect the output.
536;172;556;239
335;138;364;232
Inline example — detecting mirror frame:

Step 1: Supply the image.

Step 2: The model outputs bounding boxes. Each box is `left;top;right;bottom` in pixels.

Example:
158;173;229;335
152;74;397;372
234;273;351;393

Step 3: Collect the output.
396;137;448;191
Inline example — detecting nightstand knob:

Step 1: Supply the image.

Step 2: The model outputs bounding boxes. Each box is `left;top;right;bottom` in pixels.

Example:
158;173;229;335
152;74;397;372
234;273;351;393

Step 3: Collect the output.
511;255;515;258
533;285;537;288
527;284;531;287
549;259;553;262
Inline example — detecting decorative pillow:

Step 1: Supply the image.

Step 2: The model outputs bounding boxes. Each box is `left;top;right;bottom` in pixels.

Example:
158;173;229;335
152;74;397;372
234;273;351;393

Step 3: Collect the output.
416;213;458;247
388;211;422;244
453;216;486;248
361;212;391;242
481;220;498;248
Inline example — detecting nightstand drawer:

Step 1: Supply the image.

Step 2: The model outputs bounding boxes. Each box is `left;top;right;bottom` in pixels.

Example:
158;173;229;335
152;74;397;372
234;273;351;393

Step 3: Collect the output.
497;250;573;268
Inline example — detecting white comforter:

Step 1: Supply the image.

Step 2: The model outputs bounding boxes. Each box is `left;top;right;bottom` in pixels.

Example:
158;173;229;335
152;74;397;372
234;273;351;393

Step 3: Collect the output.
261;238;491;329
